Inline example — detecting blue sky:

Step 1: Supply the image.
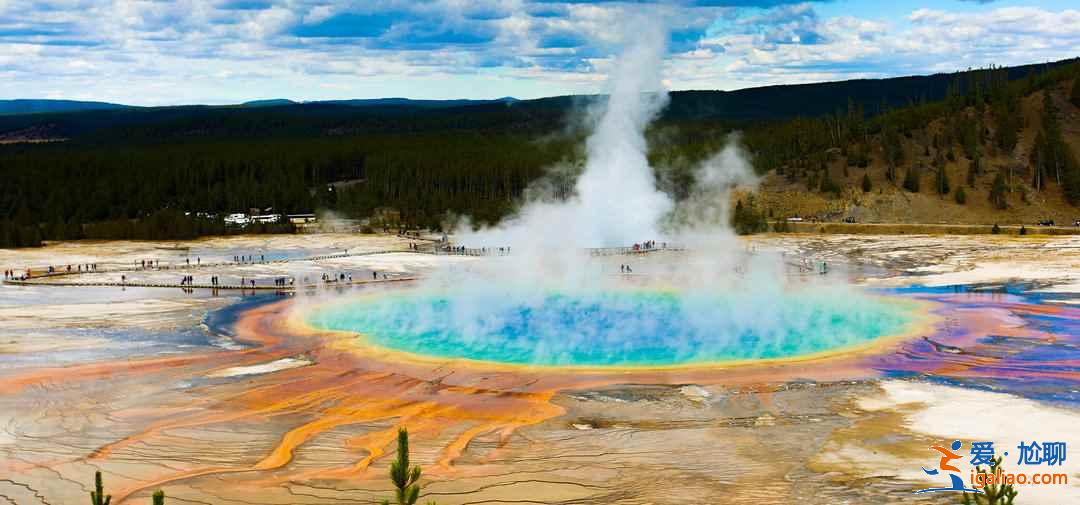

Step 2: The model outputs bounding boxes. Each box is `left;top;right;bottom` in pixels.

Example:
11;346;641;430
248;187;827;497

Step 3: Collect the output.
0;0;1077;105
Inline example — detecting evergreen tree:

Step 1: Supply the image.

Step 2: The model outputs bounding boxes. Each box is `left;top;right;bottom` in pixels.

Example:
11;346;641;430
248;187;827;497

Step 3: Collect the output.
1064;151;1080;205
937;164;951;196
1030;130;1048;190
382;428;431;505
990;172;1008;209
955;185;967;204
961;120;978;159
861;172;872;193
903;166;921;193
819;168;840;195
91;471;111;505
882;123;903;183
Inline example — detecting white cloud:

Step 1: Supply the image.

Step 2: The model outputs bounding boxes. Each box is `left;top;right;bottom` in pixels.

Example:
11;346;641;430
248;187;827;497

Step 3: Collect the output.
683;4;1079;91
0;1;1076;104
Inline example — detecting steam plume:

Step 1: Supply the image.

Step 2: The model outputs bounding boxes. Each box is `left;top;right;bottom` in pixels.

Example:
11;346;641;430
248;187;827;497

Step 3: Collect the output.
460;18;673;252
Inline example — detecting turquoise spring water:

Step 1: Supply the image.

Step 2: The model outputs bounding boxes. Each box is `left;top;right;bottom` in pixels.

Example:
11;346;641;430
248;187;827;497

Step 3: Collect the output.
305;289;917;367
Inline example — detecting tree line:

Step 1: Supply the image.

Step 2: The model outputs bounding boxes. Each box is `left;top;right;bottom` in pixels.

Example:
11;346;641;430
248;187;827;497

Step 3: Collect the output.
2;59;1078;247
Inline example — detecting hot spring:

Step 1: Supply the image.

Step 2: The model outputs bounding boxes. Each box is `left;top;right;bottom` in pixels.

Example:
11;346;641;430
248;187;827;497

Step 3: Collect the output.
303;287;921;368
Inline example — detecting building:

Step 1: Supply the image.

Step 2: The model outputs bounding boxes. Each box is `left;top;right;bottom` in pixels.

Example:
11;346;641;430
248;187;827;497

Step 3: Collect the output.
287;214;317;225
224;213;250;226
251;213;282;224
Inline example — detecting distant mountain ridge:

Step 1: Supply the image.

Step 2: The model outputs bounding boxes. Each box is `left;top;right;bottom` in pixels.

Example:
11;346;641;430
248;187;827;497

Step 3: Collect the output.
1;58;1075;140
240;99;297;107
3;58;1073;119
318;97;518;108
0;97;520;115
0;99;129;115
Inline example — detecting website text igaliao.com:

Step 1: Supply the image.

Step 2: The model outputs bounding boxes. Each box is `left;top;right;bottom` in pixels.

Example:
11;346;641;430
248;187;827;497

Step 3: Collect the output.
970;468;1068;487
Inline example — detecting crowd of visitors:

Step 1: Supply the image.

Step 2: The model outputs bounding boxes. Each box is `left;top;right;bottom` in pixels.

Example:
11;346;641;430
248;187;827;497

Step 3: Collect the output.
233;254;266;264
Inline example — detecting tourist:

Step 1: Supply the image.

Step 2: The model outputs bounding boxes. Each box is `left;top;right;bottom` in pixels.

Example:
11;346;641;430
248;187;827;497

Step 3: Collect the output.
373;271;378;280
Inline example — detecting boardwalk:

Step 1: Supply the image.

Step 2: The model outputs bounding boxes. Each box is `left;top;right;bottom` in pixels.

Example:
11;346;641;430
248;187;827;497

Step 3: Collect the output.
4;275;419;291
587;245;685;256
427;244;686;257
4;248;414;282
2;242;696;291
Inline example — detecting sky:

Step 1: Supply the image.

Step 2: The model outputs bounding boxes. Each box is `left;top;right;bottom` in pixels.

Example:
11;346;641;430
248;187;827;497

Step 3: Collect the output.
0;0;1077;105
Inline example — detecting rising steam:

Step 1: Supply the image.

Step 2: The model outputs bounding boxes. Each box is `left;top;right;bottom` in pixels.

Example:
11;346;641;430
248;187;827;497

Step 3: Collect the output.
460;19;673;251
460;19;755;255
